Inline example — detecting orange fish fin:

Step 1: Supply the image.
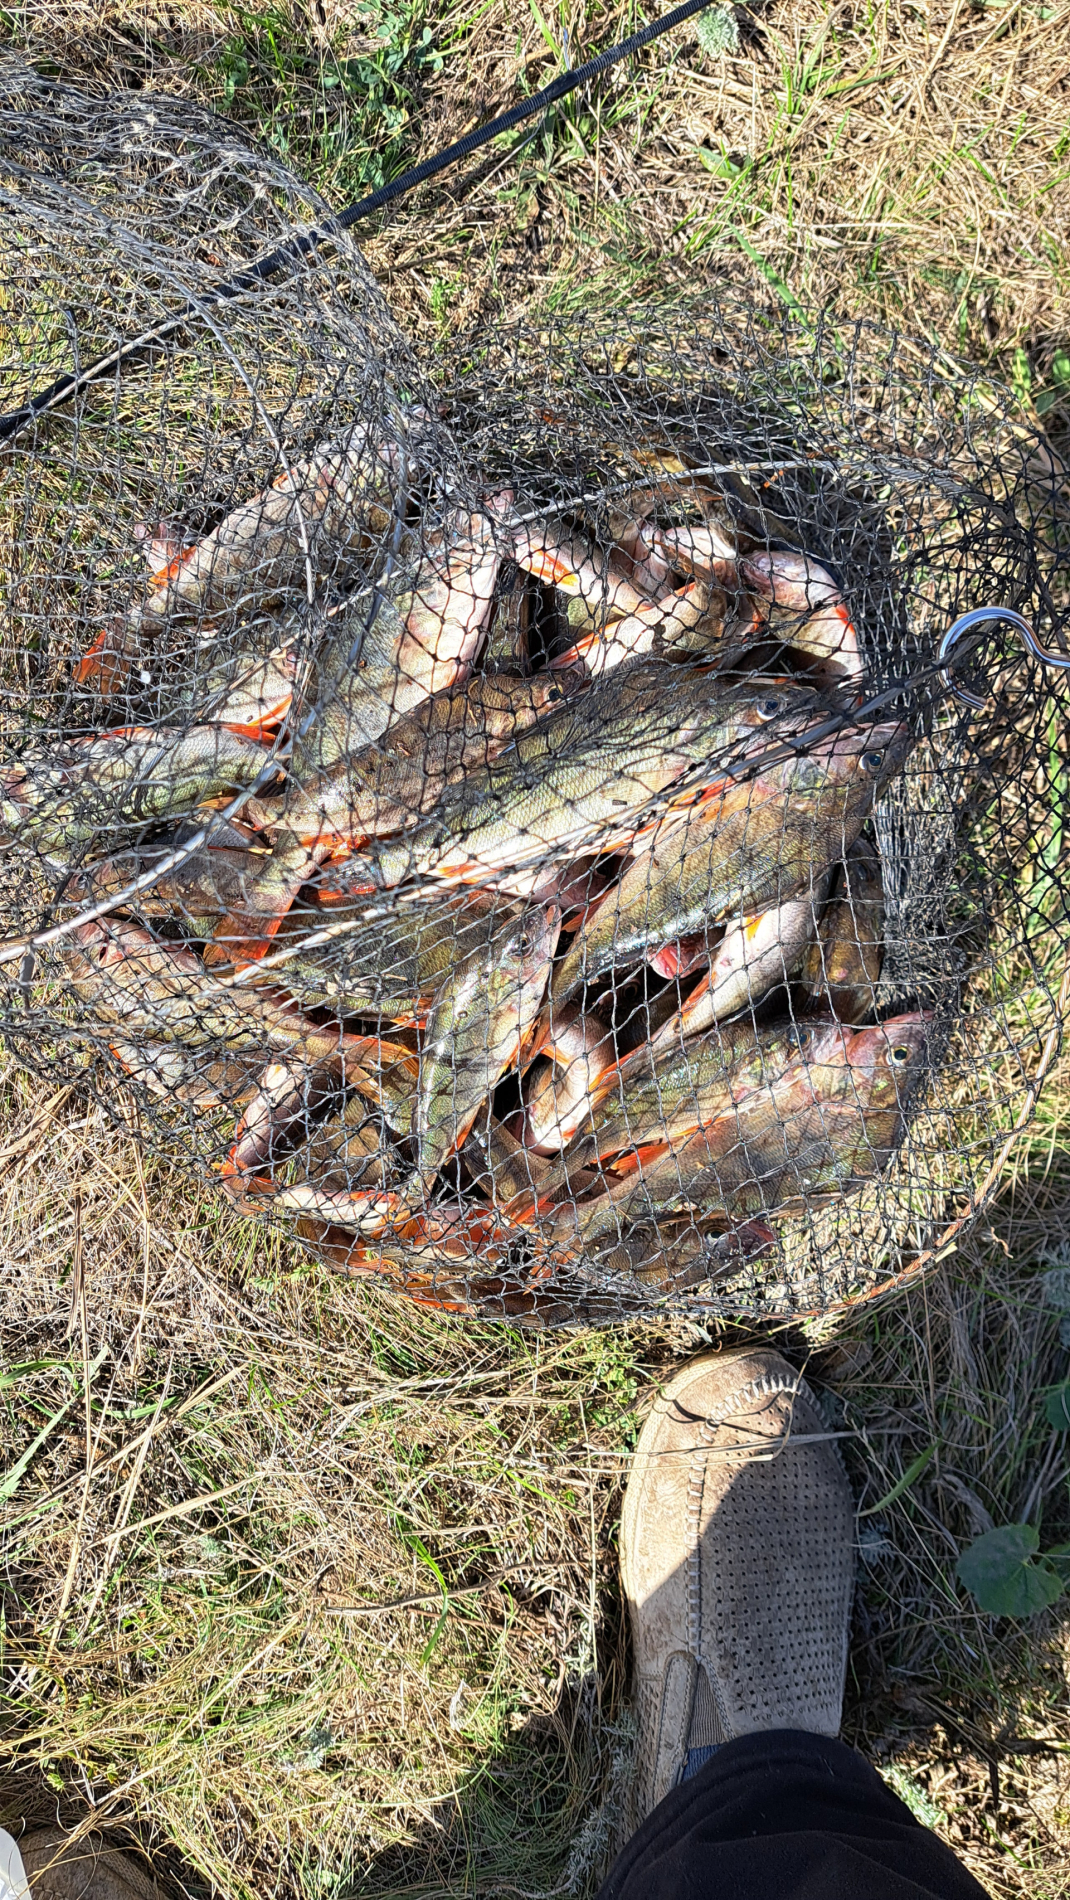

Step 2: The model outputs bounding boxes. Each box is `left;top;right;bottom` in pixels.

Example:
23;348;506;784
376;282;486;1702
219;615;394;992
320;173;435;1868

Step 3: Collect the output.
203;909;288;966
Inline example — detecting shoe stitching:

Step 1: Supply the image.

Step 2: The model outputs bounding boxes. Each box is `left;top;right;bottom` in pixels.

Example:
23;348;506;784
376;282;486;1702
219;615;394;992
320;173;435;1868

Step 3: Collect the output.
673;1371;803;1442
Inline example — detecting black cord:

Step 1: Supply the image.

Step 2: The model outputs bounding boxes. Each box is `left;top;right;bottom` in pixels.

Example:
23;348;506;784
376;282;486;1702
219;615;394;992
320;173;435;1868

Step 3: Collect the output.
0;0;715;445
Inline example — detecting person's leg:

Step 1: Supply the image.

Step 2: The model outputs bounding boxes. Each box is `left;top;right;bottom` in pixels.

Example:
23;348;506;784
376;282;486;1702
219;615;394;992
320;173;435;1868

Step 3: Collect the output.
599;1348;991;1900
601;1729;990;1899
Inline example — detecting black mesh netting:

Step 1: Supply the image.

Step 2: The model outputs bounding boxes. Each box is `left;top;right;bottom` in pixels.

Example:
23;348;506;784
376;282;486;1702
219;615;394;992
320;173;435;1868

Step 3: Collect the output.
2;64;1068;1323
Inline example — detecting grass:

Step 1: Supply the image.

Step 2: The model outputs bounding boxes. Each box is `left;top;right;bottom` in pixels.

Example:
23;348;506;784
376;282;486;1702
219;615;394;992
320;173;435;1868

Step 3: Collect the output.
3;1050;1070;1898
2;1;1070;1895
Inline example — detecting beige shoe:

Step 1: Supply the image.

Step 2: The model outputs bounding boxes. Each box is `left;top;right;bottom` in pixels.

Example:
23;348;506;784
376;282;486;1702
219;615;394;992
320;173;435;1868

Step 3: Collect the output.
621;1347;855;1825
16;1830;159;1900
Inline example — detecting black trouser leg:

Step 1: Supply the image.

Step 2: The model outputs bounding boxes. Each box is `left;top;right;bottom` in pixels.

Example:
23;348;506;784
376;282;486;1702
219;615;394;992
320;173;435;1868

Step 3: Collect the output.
597;1729;992;1900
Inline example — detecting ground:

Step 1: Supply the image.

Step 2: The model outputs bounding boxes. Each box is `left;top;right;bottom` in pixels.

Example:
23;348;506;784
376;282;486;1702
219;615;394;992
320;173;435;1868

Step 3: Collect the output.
2;3;1070;1896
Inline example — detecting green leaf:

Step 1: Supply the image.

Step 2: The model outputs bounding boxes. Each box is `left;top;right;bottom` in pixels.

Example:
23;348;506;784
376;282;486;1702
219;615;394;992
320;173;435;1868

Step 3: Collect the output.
879;1762;945;1828
402;1530;451;1666
1045;1541;1070;1584
1052;348;1070;387
696;143;748;181
526;0;561;62
859;1444;935;1518
732;233;808;323
0;1347;107;1502
1043;1379;1070;1431
955;1524;1065;1617
1011;345;1032;399
0;1394;77;1501
0;1359;66;1392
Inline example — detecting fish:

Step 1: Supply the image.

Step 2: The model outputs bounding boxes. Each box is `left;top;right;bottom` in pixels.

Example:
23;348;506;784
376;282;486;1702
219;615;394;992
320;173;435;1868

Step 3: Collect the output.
516;1002;616;1152
72;412;427;695
368;668;831;896
564;1018;762;1169
63;816;278;936
294;503;505;773
77;615;299;735
0;726;273;852
73;616;156;699
239;1094;405;1223
292;1094;397;1185
246;887;523;1026
63;917;417;1096
293;1201;524;1304
162;637;299;737
605;505;674;596
510;519;650;631
649;882;830;1051
225;1057;411;1187
106;1038;264;1110
460;1113;565;1206
198;830;339;964
527;855;617;917
552;582;722;678
647;931;716;981
261;1176;404;1228
482;561;532;671
277;668;566;846
226;1060;351;1180
459;1115;601;1226
552;716;907;1003
135;521;189;570
223;1142;404;1231
651;520;740;586
413;900;561;1181
575;1214;774;1291
138;415;418;626
741;550;862;683
554;1012;931;1245
800;835;884;1023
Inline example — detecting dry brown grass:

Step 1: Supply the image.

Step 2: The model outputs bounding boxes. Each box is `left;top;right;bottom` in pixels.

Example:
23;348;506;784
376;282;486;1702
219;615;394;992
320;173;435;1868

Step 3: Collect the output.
6;0;1070;376
3;3;1070;1896
3;1041;1070;1898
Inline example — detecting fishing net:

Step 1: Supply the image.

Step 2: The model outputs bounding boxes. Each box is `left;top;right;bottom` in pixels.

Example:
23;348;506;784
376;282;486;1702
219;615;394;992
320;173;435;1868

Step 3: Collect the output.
2;64;1068;1324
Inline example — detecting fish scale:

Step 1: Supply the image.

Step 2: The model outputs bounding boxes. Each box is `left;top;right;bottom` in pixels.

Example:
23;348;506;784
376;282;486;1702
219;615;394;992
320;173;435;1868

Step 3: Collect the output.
368;666;832;893
556;1013;931;1246
552;718;907;1003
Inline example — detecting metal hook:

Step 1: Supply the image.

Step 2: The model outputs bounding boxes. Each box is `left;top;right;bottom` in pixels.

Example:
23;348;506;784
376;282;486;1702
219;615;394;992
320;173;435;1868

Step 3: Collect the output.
938;605;1070;710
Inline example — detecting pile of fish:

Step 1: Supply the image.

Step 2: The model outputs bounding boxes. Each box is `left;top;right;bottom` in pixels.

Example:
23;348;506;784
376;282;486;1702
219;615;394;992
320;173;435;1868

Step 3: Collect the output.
14;408;932;1311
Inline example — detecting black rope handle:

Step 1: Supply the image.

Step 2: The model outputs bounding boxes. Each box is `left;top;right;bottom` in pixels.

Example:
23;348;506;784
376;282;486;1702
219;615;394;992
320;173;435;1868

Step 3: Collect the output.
0;0;716;444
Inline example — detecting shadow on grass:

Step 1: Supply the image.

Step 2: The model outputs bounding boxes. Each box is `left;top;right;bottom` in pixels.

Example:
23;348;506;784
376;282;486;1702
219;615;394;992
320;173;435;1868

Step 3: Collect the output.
0;1665;630;1900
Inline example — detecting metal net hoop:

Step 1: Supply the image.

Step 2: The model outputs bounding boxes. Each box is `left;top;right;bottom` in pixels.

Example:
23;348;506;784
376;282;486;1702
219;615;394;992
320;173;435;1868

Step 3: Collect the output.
1;69;1067;1323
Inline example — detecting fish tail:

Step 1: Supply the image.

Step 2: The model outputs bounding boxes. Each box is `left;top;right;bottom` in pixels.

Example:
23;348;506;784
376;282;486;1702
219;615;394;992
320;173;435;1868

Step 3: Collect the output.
72;621;140;694
203;911;289;965
218;1153;276;1211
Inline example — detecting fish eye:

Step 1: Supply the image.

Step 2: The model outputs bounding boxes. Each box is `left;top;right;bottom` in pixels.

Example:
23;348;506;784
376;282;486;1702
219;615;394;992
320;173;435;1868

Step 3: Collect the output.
888;1043;912;1065
757;695;783;721
862;749;884;775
